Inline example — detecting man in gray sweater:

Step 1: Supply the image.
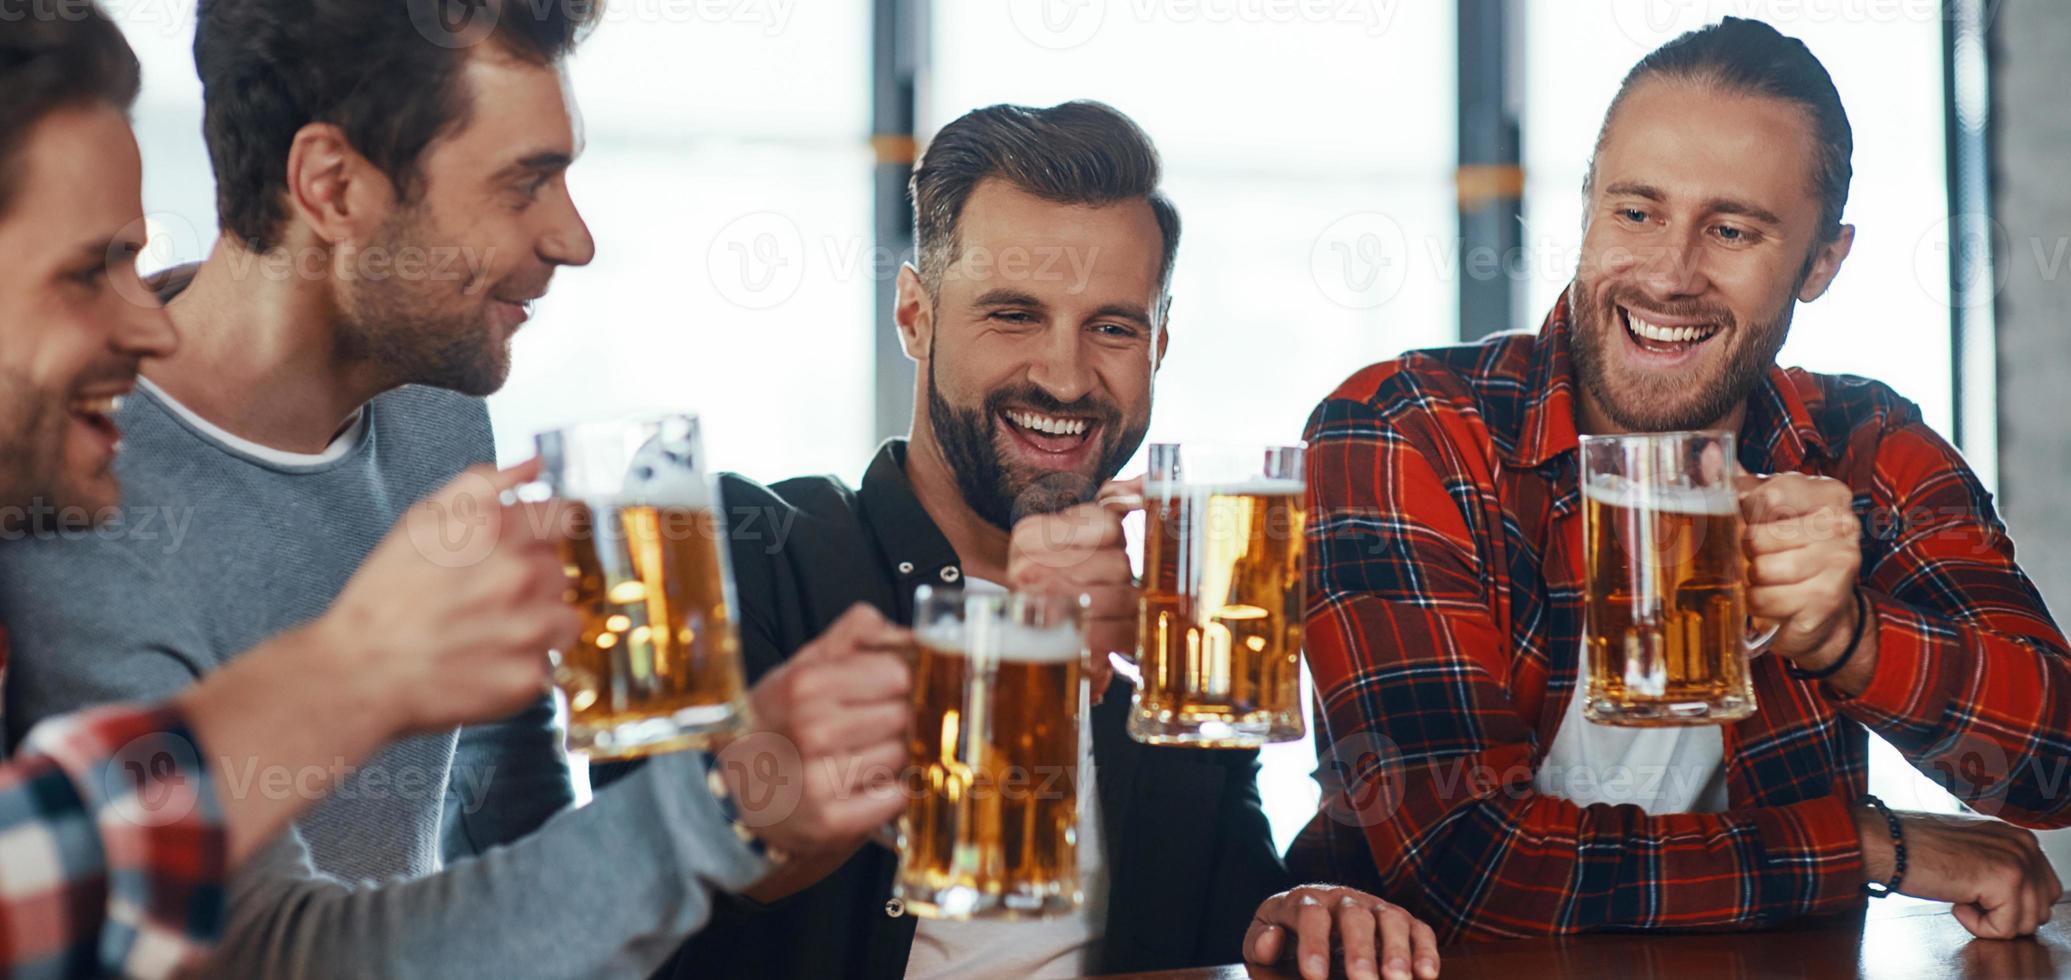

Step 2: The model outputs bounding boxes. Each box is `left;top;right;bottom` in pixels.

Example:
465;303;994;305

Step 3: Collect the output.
0;1;913;977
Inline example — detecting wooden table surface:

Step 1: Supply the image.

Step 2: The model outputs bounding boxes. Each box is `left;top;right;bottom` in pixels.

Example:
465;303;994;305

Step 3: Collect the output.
1096;901;2071;980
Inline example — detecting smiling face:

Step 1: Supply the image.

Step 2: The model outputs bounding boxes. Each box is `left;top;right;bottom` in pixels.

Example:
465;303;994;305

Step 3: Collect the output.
0;104;178;514
335;45;595;396
1571;76;1853;434
902;178;1168;529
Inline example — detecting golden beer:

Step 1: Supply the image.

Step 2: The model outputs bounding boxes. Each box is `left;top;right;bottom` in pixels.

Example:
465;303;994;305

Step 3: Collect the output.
896;590;1084;920
1580;432;1760;726
535;414;749;758
557;503;748;757
1133;463;1308;748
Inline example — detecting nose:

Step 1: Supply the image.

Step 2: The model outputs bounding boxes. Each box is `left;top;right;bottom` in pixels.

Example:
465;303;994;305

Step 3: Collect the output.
1635;224;1711;300
1025;324;1095;406
540;187;596;269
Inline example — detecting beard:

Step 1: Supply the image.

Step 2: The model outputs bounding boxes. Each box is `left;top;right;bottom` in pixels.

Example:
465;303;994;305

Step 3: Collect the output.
335;205;518;397
1568;272;1799;434
0;368;100;516
926;352;1148;532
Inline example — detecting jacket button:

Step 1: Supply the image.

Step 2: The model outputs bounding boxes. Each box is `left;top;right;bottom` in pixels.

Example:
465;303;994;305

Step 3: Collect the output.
897;561;915;575
939;567;961;583
884;898;905;918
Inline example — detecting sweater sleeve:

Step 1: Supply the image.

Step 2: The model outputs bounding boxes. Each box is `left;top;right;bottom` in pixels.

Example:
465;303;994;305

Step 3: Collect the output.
204;750;766;980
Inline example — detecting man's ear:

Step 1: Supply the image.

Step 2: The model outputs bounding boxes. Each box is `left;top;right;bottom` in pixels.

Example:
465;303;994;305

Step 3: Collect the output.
282;122;390;246
895;263;934;363
1153;296;1173;372
1797;223;1855;302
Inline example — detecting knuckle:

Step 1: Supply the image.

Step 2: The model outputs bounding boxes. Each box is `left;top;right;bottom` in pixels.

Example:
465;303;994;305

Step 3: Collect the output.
795;724;832;758
776;667;812;706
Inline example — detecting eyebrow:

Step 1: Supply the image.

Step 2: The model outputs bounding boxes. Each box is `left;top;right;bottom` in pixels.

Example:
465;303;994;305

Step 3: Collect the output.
1705;197;1784;226
73;237;140;264
1602;181;1784;226
495;150;575;182
1602;181;1665;202
972;288;1046;309
1089;303;1154;329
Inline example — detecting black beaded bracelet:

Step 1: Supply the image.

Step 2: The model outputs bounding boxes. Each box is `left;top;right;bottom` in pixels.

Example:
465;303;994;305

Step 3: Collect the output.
1787;588;1871;682
1860;794;1905;898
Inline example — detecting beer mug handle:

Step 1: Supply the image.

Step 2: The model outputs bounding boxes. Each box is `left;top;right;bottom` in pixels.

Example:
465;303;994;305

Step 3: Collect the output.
1746;617;1781;653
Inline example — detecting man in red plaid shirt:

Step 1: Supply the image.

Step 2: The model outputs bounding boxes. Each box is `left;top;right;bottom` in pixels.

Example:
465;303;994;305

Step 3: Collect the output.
1297;17;2068;944
0;9;603;976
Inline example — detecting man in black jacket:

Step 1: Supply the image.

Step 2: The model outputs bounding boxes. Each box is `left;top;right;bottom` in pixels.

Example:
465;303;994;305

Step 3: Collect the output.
644;101;1442;980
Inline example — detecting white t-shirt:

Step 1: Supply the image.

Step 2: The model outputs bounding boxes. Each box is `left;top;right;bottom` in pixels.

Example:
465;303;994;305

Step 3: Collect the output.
903;578;1108;980
1533;652;1730;814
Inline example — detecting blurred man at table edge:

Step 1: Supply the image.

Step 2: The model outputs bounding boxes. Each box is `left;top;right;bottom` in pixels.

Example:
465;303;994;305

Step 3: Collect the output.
609;100;1442;980
0;1;910;977
0;8;615;976
1290;16;2067;944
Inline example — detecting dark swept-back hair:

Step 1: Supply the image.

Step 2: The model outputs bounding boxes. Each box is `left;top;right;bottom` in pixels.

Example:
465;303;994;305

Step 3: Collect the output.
910;100;1181;310
1587;16;1854;242
195;0;600;252
0;3;140;218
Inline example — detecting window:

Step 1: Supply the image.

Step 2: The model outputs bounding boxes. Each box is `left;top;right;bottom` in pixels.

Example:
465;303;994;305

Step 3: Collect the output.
488;6;877;483
928;1;1459;851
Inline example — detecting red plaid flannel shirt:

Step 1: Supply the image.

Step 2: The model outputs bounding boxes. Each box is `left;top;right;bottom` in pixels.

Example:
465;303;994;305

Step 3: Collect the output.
1301;293;2071;941
0;627;225;978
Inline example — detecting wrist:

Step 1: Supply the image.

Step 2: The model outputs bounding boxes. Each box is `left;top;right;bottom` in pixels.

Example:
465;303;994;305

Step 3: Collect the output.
1852;797;1907;895
1786;588;1870;680
299;613;411;745
704;752;789;865
1852;802;1896;883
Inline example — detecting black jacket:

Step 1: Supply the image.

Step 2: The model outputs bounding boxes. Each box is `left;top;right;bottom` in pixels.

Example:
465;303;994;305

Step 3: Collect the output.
627;441;1291;979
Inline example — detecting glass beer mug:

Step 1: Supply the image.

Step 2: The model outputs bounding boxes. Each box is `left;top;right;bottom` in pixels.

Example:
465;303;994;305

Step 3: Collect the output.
1130;442;1308;748
1579;431;1775;726
532;414;750;758
894;585;1087;920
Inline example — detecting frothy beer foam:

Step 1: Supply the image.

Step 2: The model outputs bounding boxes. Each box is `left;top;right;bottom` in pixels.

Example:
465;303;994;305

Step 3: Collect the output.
1582;475;1735;516
916;619;1084;664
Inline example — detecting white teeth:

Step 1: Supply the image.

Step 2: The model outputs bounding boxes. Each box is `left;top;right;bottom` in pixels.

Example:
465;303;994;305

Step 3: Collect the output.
1625;310;1719;346
73;395;123;417
1007;410;1088;437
